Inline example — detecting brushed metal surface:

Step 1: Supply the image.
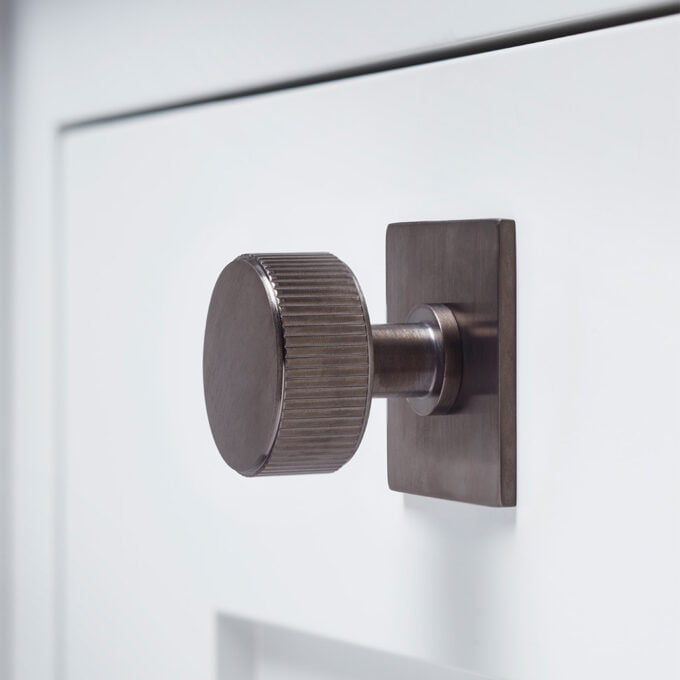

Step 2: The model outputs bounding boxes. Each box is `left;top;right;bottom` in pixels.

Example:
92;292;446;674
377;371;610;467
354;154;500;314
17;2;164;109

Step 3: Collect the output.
203;253;373;476
386;220;516;506
204;221;515;503
371;323;440;398
204;252;469;480
404;303;462;416
203;256;284;475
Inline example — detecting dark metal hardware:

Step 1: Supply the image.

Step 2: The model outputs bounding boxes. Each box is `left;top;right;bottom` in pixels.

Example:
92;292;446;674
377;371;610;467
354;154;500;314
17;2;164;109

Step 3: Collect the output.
203;219;515;505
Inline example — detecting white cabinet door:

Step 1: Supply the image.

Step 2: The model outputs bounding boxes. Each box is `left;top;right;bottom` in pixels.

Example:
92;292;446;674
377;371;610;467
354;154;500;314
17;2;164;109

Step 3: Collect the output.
61;17;679;680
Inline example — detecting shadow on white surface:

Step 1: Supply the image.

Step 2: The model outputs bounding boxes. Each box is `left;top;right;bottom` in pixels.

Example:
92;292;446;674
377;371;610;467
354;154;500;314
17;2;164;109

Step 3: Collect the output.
217;613;495;680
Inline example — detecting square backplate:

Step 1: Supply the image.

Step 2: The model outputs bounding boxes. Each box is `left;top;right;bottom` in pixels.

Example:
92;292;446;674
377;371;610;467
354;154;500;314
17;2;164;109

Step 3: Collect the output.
386;220;516;506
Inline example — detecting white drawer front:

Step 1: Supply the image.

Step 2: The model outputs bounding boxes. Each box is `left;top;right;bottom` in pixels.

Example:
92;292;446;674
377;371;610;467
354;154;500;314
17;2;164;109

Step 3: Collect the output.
61;18;680;680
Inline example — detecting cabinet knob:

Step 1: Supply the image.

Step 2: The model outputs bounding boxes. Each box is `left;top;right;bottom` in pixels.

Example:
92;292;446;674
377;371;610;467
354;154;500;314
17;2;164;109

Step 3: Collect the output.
202;220;516;506
203;252;461;476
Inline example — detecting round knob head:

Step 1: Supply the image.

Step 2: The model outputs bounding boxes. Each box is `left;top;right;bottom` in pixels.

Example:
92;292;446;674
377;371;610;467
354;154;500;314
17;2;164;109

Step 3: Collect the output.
203;253;373;476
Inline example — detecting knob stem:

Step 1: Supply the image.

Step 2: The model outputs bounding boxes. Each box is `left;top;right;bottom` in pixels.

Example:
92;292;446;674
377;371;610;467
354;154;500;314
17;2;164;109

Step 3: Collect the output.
372;323;441;398
371;303;463;415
